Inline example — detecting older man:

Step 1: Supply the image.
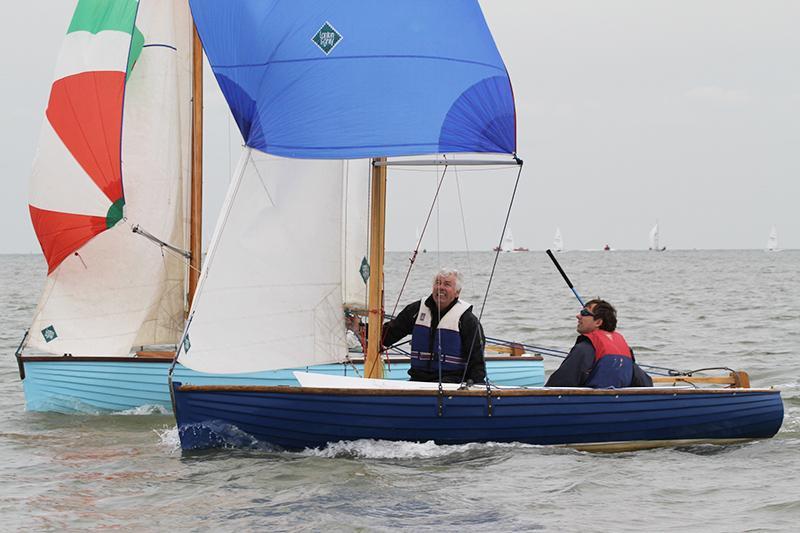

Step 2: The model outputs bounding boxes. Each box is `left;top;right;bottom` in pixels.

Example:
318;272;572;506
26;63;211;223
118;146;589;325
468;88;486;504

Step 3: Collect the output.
382;268;486;384
546;299;653;388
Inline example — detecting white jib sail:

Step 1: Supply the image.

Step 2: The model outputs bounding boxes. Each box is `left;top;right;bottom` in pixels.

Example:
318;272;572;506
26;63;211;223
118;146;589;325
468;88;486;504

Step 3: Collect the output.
27;1;192;355
178;149;348;374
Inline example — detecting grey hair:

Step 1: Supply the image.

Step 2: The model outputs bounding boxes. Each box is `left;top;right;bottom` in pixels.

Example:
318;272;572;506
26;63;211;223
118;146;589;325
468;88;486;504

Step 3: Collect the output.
433;268;463;291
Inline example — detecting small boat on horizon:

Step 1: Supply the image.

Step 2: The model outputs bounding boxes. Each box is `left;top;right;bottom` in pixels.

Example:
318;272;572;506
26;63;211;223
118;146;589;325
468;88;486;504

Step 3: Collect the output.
649;222;667;251
767;226;780;252
553;227;564;252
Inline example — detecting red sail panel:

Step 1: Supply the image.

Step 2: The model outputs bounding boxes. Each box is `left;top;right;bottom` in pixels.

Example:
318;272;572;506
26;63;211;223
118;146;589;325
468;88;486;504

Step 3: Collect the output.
30;205;108;274
46;70;126;203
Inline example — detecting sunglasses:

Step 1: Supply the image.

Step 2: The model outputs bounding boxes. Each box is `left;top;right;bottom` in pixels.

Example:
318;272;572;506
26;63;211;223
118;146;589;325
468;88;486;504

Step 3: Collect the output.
579;308;595;318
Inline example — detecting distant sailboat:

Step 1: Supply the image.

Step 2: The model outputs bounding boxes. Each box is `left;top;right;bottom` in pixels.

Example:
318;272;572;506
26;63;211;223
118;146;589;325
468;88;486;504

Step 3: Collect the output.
494;230;516;252
553;227;564;252
767;226;780;252
649;222;666;251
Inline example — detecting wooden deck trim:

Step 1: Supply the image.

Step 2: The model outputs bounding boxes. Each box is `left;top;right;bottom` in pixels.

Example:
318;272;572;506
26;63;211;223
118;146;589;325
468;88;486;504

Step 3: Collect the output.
19;353;542;365
20;356;174;363
175;383;778;397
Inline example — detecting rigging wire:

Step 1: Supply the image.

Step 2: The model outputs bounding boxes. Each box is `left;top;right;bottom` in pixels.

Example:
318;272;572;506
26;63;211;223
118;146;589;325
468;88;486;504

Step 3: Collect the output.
388;162;449;317
453;165;474;295
478;158;524;321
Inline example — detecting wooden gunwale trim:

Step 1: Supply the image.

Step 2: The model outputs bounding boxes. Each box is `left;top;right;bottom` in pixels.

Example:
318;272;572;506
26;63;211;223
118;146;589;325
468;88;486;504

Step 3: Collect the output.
19;355;542;364
350;354;544;363
176;384;779;397
20;356;174;364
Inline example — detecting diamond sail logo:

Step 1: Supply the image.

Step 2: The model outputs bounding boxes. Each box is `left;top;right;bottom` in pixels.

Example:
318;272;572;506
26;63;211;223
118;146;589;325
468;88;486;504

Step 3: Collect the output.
41;325;58;343
359;257;370;283
312;21;342;55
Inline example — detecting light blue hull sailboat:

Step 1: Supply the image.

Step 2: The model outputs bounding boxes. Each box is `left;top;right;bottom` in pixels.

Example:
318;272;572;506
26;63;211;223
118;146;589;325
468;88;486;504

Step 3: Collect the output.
18;355;545;413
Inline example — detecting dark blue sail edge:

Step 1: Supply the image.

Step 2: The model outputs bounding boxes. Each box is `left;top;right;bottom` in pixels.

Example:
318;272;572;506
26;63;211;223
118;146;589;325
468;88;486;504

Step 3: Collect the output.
189;0;516;159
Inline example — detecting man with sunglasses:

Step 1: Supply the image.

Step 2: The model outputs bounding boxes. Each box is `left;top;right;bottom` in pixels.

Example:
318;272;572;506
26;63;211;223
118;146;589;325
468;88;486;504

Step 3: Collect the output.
545;299;652;388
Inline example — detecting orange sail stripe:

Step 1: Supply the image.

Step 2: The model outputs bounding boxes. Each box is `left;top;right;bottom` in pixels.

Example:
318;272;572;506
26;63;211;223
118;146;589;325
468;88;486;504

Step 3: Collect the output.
29;205;108;274
46;71;126;203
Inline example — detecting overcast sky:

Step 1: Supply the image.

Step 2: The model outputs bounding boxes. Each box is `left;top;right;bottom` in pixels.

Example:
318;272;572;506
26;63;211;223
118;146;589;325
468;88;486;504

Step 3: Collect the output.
2;1;798;253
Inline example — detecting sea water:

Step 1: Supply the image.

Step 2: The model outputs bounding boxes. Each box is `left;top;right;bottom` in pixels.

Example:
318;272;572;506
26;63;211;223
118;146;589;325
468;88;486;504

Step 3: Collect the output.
1;251;798;531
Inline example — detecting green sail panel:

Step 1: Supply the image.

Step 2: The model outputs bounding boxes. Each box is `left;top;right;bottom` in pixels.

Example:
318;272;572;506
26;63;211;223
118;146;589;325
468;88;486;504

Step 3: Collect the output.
67;0;139;36
127;26;145;77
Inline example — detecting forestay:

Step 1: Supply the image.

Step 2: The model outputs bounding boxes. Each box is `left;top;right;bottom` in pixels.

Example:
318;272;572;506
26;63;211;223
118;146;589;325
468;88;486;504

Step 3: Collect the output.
27;0;192;355
178;150;349;374
188;0;517;158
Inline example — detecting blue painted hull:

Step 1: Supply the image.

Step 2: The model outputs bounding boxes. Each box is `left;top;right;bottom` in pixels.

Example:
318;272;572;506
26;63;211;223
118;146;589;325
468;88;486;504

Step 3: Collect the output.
19;357;544;413
172;383;784;451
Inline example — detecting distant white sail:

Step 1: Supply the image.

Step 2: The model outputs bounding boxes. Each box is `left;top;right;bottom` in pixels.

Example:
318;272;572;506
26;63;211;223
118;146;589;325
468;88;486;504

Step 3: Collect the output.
767;226;779;251
648;222;665;251
648;223;659;251
553;227;563;252
501;230;515;252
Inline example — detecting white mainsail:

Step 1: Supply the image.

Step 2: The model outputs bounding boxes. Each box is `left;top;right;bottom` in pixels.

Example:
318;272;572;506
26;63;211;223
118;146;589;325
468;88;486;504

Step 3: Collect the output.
501;230;515;252
27;1;192;355
342;160;370;309
767;226;779;251
178;150;348;374
553;227;564;252
648;223;660;251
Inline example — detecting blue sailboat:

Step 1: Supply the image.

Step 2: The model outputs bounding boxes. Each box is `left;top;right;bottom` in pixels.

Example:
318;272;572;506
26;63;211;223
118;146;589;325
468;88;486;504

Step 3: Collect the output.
15;0;544;414
171;0;782;451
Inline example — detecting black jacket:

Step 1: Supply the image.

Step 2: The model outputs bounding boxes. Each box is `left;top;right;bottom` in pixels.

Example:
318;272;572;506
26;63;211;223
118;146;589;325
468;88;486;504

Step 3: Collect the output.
545;335;653;387
382;296;486;384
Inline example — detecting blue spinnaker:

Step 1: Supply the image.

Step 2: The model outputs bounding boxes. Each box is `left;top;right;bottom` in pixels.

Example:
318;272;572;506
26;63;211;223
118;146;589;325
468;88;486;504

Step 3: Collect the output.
189;0;516;159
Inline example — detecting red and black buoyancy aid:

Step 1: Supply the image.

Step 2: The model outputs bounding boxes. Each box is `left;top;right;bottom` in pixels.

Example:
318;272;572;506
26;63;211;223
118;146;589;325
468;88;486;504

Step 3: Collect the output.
583;329;634;388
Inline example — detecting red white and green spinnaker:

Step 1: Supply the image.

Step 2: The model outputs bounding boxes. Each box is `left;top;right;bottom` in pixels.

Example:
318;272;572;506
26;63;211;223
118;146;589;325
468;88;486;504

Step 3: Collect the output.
27;0;192;355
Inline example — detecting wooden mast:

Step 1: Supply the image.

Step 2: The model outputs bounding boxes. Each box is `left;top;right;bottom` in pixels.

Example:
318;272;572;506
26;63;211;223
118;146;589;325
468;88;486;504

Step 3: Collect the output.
188;24;203;309
364;158;387;379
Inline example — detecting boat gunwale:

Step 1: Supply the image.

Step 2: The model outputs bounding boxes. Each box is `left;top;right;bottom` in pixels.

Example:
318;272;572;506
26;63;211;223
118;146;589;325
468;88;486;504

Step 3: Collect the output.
19;354;543;364
173;383;780;397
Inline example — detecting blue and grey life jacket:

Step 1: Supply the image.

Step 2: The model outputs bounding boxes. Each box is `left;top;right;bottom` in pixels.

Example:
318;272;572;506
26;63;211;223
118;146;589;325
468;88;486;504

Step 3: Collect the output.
409;298;472;374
